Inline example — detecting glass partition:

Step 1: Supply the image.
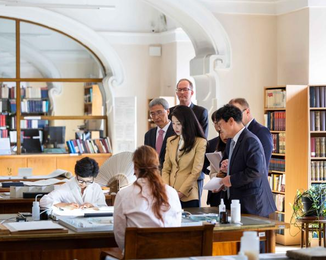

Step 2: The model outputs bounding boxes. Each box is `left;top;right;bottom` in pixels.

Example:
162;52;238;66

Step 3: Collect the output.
20;22;104;78
0;18;16;78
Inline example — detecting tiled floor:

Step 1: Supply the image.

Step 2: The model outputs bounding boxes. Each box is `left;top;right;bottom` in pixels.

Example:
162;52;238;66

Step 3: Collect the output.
275;244;300;253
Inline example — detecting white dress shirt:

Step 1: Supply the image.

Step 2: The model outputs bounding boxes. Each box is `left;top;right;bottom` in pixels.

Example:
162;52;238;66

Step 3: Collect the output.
40;177;107;208
113;178;182;249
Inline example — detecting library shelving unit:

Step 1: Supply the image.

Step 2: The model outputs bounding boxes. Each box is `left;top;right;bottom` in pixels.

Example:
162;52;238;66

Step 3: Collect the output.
264;85;308;245
308;86;326;186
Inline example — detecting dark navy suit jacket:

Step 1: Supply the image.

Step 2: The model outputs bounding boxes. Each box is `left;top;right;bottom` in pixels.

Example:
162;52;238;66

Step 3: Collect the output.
247;119;273;171
144;123;175;168
223;128;276;217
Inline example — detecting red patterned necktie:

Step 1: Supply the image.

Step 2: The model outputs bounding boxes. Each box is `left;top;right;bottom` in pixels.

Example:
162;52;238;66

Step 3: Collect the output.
156;129;164;154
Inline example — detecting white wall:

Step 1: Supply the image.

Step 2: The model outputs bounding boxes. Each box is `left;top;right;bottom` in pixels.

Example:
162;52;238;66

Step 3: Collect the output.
212;13;277;124
309;8;326;84
277;9;309;85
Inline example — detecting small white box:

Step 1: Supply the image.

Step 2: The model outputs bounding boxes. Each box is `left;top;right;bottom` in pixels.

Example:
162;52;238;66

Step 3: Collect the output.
18;168;33;178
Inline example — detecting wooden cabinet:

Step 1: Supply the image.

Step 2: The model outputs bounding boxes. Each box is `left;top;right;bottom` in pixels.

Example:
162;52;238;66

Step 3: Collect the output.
264;85;308;245
0;153;111;176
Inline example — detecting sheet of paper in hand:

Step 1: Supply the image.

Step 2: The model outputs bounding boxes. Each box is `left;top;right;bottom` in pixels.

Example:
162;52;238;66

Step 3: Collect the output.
203;177;223;191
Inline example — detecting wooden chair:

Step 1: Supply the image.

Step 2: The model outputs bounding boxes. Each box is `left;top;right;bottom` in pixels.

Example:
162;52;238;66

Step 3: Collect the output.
100;224;214;260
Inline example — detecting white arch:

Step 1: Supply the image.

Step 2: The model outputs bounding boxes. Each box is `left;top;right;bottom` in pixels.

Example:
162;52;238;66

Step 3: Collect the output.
0;7;125;87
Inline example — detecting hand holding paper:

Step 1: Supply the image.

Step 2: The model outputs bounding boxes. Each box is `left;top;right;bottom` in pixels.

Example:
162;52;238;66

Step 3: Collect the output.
203;177;223;191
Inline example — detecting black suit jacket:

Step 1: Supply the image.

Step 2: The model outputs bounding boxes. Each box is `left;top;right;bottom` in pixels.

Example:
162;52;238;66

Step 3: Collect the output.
144;123;175;167
222;128;276;217
169;103;209;138
248;119;273;171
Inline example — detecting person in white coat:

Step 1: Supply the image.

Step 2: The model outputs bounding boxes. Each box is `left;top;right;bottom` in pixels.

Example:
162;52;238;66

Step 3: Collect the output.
40;157;107;209
114;145;182;250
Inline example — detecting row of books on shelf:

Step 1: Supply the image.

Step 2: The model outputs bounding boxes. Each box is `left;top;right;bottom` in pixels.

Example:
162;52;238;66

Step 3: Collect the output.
0;114;7;127
309;86;326;108
271;133;285;154
265;89;286;108
84;89;93;103
66;137;112;154
311;161;326;181
310;137;326;157
10;117;48;129
0;129;8;138
0;85;48;99
10;100;49;113
275;212;285;235
310;111;326;131
272;193;285;212
264;111;286;131
269;158;285;172
268;173;285;192
0;100;10;113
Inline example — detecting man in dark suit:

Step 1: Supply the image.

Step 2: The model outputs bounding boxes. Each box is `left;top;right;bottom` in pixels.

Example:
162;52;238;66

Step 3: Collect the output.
144;98;175;168
229;98;273;172
169;79;209;205
214;104;276;217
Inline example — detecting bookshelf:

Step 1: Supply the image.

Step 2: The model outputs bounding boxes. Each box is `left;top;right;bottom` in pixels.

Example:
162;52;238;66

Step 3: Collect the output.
308;86;326;185
264;85;308;245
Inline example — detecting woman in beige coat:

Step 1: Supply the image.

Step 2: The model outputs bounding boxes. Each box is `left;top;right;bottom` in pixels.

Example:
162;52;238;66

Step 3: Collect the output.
162;105;207;208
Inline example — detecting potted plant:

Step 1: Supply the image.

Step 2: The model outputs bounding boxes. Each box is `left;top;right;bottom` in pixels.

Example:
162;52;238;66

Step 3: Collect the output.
291;184;326;224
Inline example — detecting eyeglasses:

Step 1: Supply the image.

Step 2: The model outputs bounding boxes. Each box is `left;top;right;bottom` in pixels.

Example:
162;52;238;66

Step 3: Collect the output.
150;110;165;118
176;88;191;93
76;176;94;185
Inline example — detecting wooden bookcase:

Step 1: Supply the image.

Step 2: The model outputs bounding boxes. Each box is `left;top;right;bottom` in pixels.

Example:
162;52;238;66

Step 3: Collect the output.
264;85;308;245
308;85;326;186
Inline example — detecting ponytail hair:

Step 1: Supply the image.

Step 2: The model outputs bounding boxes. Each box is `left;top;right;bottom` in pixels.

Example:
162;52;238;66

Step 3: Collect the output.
133;145;170;223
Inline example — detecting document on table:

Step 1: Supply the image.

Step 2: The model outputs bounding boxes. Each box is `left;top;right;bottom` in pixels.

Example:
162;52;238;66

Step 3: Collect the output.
203;177;223;191
4;221;65;232
205;151;223;173
52;206;114;217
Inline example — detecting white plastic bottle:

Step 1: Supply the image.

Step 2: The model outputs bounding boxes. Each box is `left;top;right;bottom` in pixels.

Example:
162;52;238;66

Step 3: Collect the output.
32;194;42;221
240;231;259;260
230;199;241;224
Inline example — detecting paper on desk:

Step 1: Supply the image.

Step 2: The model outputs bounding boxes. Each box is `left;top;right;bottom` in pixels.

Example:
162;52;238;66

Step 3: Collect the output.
4;221;64;232
203;177;223;191
23;178;68;186
206;151;223;173
52;206;114;217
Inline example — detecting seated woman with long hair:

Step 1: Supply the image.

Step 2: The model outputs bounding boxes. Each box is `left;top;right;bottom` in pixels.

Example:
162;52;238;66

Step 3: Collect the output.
113;145;182;250
162;105;207;208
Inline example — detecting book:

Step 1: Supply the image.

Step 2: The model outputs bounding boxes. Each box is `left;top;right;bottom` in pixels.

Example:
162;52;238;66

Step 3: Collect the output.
58;217;113;232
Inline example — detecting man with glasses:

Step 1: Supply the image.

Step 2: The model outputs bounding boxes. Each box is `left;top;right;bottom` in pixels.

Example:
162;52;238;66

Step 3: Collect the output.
169;79;209;204
229;98;273;172
144;98;175;168
40;157;107;209
213;104;276;217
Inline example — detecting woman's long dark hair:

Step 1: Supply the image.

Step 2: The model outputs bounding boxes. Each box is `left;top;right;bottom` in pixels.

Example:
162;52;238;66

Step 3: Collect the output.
171;105;206;153
133;145;170;223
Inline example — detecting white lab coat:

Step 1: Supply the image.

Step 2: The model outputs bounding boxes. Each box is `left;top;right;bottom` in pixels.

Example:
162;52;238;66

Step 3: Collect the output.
113;178;182;249
40;177;107;208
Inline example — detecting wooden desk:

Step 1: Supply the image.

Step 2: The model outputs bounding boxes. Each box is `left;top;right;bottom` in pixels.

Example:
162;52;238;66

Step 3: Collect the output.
0;208;289;260
185;208;290;256
0;214;117;260
0;193;116;214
